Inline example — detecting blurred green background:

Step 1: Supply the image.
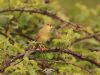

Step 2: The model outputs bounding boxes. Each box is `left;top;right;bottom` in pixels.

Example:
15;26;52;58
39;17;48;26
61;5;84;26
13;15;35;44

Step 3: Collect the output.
61;0;100;9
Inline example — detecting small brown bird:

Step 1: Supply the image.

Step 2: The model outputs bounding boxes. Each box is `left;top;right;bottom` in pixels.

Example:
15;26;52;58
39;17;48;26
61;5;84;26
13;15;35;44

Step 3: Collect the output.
35;22;53;51
35;22;52;43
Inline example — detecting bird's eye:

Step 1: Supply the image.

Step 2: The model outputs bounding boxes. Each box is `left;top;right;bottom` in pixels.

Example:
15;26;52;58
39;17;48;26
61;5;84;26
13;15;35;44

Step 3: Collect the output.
47;23;50;25
44;0;50;4
49;24;51;26
47;23;52;27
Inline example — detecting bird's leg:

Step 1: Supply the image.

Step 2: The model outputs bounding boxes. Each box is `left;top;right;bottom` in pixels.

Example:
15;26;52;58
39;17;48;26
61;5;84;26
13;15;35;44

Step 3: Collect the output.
38;43;48;51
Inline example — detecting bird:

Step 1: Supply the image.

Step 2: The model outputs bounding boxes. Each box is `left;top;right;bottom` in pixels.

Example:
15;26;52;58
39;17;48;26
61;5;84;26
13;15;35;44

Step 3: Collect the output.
34;22;53;51
35;22;52;42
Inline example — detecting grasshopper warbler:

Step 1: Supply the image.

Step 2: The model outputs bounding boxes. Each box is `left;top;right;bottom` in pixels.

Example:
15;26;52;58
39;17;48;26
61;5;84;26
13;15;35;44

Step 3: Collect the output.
35;22;53;43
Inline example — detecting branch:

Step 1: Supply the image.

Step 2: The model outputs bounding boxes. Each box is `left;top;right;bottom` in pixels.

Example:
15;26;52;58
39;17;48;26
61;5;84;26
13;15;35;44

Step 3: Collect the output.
0;53;24;72
0;31;15;43
15;32;34;41
0;48;100;73
0;8;83;31
63;49;100;67
1;8;99;41
70;32;100;46
53;60;92;75
34;59;92;75
0;8;65;22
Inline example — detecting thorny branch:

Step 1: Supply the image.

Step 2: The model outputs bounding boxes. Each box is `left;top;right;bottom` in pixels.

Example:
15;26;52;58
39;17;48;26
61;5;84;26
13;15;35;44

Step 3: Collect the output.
0;8;85;31
70;32;100;46
0;8;100;42
32;58;93;75
0;8;100;40
0;47;100;73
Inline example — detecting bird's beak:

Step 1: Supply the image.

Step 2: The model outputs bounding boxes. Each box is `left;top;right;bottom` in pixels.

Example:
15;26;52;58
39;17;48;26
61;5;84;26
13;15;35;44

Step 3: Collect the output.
51;26;54;30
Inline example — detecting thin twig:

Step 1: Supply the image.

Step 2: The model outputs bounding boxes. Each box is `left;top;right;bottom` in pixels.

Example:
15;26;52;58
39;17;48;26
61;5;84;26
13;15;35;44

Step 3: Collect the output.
70;32;100;46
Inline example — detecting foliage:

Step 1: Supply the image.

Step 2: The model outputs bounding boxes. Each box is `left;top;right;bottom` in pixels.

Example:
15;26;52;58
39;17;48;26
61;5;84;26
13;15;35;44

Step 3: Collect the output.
0;0;100;75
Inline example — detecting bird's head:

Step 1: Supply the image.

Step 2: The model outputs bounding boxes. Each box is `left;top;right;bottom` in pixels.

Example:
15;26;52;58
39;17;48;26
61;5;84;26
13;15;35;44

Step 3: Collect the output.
44;22;53;30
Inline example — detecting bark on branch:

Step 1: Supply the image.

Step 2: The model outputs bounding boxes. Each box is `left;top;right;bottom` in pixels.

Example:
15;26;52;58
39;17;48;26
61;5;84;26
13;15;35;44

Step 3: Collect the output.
0;8;83;31
0;48;100;73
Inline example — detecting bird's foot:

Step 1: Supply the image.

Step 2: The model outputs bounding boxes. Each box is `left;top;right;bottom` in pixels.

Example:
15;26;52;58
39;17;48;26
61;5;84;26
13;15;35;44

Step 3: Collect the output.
38;44;48;51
